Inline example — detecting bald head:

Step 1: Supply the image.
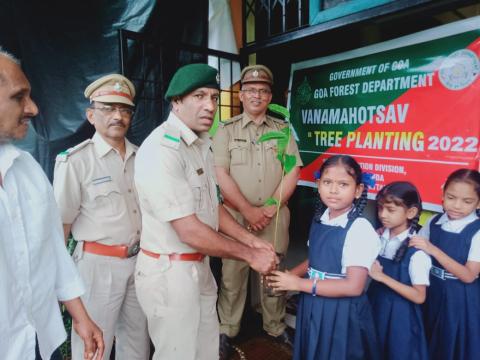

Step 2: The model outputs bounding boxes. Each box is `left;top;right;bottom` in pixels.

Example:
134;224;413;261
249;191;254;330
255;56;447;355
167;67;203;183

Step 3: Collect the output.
0;47;20;85
0;50;38;142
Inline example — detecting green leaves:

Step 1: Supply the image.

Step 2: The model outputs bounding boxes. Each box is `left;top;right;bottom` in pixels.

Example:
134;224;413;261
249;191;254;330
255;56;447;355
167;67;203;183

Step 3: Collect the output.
264;197;279;206
283;154;297;174
268;104;290;120
257;131;286;143
257;104;297;174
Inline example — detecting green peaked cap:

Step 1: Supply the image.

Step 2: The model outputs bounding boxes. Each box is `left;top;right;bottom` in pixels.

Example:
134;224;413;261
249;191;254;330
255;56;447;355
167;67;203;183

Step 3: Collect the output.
165;63;219;101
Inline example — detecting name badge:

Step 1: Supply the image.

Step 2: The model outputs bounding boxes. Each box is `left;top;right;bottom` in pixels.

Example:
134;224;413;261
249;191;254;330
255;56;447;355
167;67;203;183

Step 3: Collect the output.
92;176;112;185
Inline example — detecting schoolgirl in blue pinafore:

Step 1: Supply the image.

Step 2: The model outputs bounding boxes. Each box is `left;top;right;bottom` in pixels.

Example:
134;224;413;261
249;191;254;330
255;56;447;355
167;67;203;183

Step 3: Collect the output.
368;236;429;360
268;155;381;360
294;211;380;360
367;181;430;360
423;214;480;360
410;169;480;360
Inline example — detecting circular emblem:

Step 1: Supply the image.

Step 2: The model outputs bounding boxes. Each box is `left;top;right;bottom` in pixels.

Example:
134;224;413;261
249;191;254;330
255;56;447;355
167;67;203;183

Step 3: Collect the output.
216;73;220;84
113;82;122;91
439;49;479;91
252;70;259;77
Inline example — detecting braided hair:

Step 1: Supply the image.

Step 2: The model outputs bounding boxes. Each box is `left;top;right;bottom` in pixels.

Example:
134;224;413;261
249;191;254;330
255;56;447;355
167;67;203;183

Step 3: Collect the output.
444;169;480;217
313;155;369;222
376;181;422;263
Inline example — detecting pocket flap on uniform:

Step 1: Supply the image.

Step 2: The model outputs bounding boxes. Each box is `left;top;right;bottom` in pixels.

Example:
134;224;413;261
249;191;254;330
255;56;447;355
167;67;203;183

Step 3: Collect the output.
87;181;121;199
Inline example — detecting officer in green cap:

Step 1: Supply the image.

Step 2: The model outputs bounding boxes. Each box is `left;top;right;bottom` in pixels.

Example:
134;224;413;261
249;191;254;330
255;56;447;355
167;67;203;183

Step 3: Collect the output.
134;63;277;360
213;64;303;357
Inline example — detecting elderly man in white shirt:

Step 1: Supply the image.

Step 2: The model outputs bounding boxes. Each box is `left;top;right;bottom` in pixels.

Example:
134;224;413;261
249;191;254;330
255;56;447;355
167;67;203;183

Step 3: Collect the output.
0;49;104;360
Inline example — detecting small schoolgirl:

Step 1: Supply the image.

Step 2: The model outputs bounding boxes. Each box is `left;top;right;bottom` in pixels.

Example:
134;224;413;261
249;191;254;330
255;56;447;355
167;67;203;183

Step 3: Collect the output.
367;181;431;360
268;155;381;360
410;169;480;360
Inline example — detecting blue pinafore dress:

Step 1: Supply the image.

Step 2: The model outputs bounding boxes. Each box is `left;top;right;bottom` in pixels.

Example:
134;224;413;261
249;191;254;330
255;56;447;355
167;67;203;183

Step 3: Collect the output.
424;214;480;360
368;245;428;360
293;217;380;360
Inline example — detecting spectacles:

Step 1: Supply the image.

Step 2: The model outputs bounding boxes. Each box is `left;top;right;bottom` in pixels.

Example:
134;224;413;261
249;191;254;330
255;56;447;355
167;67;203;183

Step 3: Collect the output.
91;105;134;117
241;88;271;96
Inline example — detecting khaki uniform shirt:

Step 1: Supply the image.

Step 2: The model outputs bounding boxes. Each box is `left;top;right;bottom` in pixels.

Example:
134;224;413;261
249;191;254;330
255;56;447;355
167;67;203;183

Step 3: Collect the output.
134;112;219;254
53;132;141;246
212;113;303;206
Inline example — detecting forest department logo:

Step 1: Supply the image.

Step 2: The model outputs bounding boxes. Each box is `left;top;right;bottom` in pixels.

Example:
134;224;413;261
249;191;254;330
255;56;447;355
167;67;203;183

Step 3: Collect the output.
296;77;312;105
439;49;479;90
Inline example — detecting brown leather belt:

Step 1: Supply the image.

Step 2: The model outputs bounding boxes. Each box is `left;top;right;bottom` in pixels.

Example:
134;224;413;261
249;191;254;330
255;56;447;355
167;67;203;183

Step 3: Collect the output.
141;248;205;261
83;241;140;258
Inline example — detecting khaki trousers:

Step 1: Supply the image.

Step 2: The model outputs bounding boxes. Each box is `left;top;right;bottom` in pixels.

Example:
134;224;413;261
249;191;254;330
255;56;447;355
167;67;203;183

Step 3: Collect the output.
218;205;290;337
71;250;149;360
135;251;219;360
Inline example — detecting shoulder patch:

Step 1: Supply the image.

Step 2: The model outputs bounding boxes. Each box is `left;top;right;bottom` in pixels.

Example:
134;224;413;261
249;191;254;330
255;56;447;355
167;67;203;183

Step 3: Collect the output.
159;124;181;150
222;114;243;126
55;139;92;162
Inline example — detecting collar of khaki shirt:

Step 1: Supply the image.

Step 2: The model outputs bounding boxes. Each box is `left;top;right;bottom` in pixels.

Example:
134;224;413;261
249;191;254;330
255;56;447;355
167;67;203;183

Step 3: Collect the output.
167;112;212;148
92;132;137;159
240;112;276;129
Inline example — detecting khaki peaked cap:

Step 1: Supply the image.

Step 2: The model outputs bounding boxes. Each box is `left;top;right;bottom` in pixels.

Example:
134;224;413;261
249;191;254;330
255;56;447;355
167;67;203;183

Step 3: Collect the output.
165;63;219;101
240;64;273;85
84;74;135;106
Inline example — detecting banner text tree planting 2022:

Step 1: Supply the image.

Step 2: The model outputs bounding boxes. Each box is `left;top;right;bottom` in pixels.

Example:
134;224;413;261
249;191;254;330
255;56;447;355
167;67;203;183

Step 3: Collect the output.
289;16;480;211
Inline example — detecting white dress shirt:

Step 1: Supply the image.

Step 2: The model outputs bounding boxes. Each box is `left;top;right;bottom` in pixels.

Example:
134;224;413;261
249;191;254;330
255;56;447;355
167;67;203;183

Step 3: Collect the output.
418;212;480;262
315;208;381;273
0;144;85;360
379;228;432;285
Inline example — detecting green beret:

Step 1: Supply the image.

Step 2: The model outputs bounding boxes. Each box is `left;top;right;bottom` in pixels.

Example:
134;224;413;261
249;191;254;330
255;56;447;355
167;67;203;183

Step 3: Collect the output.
165;63;219;101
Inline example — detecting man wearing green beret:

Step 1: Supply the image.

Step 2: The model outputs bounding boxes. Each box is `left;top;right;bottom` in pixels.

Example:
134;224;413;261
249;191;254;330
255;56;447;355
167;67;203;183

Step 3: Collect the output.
212;64;302;357
134;63;277;360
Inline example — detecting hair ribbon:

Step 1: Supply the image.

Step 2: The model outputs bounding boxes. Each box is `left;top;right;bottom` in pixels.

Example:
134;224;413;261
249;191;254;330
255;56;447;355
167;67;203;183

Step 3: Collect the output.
362;172;375;188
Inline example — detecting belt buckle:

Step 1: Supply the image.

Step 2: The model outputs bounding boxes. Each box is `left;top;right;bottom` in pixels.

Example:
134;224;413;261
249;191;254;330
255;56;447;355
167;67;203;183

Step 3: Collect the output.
431;266;445;280
127;242;140;258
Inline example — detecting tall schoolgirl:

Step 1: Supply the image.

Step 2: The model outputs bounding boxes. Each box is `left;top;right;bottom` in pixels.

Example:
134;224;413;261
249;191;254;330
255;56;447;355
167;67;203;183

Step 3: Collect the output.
410;169;480;360
268;155;381;360
367;182;431;360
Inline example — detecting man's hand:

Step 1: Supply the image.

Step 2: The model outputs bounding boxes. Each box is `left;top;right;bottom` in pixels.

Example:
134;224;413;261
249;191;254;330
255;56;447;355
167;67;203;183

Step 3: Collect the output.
248;236;274;251
73;317;104;360
262;205;277;219
63;298;105;360
243;206;270;231
247;248;277;274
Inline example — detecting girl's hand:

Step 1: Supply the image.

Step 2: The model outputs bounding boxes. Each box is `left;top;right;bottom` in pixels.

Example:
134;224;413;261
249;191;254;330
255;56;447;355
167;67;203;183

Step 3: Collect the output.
267;270;299;292
369;260;385;282
409;235;436;255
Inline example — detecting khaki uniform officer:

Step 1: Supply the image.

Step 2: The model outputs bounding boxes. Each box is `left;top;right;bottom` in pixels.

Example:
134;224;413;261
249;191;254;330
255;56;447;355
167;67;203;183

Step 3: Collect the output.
53;74;149;360
213;65;302;355
134;63;277;360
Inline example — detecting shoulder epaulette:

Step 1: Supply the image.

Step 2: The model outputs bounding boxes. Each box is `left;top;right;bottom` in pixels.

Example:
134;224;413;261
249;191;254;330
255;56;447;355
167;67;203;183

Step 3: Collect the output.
221;114;243;127
55;139;92;162
159;124;181;150
268;115;288;125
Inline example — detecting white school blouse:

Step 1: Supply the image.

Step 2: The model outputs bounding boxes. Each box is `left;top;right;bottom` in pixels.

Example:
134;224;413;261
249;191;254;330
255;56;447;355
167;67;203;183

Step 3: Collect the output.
314;208;381;274
418;212;480;262
379;228;432;285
